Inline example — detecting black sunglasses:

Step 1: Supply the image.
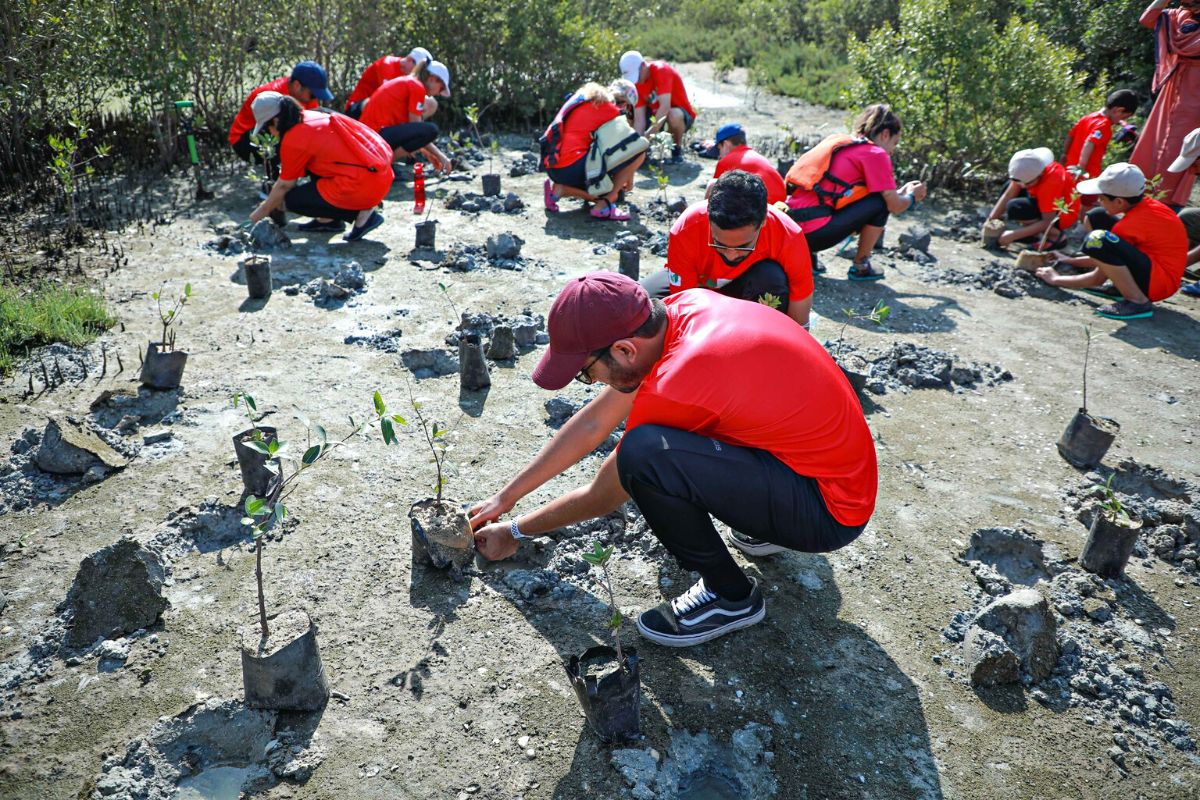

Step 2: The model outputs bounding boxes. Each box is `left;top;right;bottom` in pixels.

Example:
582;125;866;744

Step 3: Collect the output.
574;348;609;385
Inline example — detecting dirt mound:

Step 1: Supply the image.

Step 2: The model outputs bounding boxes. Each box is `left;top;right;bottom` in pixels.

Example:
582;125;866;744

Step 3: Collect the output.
829;340;1012;395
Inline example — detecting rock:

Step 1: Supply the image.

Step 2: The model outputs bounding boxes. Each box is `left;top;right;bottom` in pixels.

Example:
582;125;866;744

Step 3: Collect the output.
486;232;523;260
666;196;688;215
249;219;291;250
502;193;524;212
35;416;129;475
545;397;581;428
965;627;1021;686
400;348;459;379
972;589;1060;683
97;638;131;667
510;315;541;348
486;326;517;360
508;152;540;177
333;261;365;290
62;537;168;649
614;232;641;252
898;225;932;253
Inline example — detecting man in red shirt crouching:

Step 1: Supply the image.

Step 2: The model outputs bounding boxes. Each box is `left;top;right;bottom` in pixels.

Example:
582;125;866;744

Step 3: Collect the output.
1036;163;1188;320
707;123;785;205
470;273;877;647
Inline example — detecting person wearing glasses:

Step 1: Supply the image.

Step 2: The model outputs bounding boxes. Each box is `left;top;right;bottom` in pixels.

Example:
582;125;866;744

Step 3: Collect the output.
469;272;876;647
983;147;1081;251
641;170;813;328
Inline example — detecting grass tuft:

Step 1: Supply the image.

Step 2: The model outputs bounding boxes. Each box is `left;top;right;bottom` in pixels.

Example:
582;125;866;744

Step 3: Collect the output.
0;284;115;374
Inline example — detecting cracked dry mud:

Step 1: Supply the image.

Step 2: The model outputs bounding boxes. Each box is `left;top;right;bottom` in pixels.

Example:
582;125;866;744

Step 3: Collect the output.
1;63;1199;799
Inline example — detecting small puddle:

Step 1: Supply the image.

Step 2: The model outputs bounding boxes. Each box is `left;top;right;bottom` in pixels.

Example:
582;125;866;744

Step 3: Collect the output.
174;765;251;799
679;774;743;799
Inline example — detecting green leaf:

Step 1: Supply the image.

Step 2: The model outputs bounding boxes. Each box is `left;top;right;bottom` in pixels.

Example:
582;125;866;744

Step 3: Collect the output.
262;461;279;474
245;395;257;412
240;516;255;527
381;417;396;445
274;503;287;523
373;390;385;416
245;496;266;515
302;444;321;465
266;439;280;455
608;611;623;630
314;423;327;443
184;283;192;297
391;414;406;426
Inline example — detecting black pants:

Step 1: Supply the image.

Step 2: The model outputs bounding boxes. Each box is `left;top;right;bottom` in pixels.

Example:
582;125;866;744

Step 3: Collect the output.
1082;208;1152;296
345;100;366;120
379;122;439;153
790;194;889;271
640;259;791;313
283;181;361;223
231;132;279;178
616;425;865;600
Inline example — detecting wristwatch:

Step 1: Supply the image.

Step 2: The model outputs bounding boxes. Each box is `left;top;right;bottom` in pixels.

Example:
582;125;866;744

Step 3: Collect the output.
509;518;529;541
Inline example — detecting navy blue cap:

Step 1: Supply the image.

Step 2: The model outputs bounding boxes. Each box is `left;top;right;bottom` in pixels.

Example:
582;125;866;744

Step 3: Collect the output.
290;61;334;103
714;122;745;144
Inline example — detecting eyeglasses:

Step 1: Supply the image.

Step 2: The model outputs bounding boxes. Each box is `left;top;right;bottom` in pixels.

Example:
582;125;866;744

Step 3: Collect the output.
574;349;608;385
708;225;761;253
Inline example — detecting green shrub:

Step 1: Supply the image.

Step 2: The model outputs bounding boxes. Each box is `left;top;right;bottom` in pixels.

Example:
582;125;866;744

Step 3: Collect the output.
750;43;857;109
847;0;1103;186
0;284;115;375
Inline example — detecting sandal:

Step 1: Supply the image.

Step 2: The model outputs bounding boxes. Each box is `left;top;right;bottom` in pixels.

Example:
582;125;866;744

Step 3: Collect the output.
847;260;885;282
543;179;560;213
1181;281;1200;298
590;202;630;222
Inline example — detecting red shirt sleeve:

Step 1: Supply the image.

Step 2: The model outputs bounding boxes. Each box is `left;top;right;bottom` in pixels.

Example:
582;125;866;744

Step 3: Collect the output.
859;147;897;193
665;209;704;293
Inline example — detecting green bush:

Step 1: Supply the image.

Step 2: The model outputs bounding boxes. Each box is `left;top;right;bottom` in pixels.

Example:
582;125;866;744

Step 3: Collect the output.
0;284;115;375
750;43;857;109
847;0;1103;186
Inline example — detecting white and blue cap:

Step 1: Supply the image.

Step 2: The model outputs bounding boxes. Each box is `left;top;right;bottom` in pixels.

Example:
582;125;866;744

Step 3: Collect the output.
427;61;451;97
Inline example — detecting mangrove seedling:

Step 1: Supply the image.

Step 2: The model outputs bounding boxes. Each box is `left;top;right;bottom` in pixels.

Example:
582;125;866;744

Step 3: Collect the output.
240;390;406;639
437;282;459;326
582;542;626;667
407;390;451;503
649;164;669;204
1093;473;1130;523
835;300;891;361
246;131;280;185
47;112;111;233
1080;323;1098;413
233;392;267;442
152;281;191;351
465;104;482;149
1034;194;1079;253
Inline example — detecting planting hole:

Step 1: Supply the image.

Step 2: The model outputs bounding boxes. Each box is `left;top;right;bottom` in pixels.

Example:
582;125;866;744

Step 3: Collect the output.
174;764;252;799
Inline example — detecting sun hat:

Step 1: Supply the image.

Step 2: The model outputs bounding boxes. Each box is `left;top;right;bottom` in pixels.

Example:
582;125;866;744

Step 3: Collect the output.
1167;128;1200;173
407;47;433;66
1076;162;1146;198
608;78;638;107
1008;147;1054;183
250;91;285;137
620;51;645;84
290;61;333;103
532;273;652;390
427;61;452;97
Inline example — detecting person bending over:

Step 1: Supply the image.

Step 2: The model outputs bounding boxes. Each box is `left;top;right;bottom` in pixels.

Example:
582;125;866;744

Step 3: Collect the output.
707;123;785;205
228;61;333;174
985;147;1081;252
248;93;393;241
785;104;926;281
619;51;697;164
643;171;812;328
345;47;434;118
1036;163;1187;320
357;60;453;173
470;273;876;647
1063;89;1139;181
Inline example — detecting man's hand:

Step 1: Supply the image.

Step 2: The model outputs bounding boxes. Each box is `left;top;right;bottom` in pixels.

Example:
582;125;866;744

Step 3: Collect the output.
902;180;928;203
469;494;514;531
474;521;521;561
1035;265;1062;285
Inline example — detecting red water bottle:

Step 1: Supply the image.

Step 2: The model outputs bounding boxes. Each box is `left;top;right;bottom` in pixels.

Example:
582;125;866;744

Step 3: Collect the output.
413;162;426;215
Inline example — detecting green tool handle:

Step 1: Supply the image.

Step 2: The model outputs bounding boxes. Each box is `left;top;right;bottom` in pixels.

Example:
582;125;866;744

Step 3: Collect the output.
186;135;200;166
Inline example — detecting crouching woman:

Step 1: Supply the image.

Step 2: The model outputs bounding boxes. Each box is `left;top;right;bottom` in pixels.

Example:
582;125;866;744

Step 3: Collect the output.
249;93;394;242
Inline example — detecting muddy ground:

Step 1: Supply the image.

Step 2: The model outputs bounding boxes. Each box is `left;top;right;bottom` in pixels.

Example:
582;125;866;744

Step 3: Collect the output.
2;64;1200;800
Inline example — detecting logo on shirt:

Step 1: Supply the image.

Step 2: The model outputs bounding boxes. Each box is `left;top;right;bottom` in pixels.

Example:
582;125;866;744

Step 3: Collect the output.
1090;130;1103;140
668;270;681;287
416;100;425;112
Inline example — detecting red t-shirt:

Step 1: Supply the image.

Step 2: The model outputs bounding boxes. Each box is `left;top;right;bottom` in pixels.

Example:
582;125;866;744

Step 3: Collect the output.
547;99;622;168
667;203;812;303
1065;111;1113;180
714;145;786;205
229;76;319;146
358;76;426;132
1112;197;1188;301
347;56;406;107
634;61;696;118
279;111;394;209
624;290;878;526
1024;160;1080;229
787;142;896;233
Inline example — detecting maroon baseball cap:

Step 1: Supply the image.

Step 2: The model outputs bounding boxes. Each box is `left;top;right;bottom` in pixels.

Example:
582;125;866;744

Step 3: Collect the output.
532;272;652;390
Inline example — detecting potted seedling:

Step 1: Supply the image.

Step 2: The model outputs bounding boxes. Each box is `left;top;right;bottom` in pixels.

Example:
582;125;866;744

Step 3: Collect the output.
564;542;640;743
231;392;279;498
240;254;272;299
465;105;501;197
1015;195;1077;271
140;281;191;389
1056;324;1119;468
1079;474;1142;578
415;188;440;250
831;301;890;394
238;390;403;710
406;387;475;579
981;219;1006;249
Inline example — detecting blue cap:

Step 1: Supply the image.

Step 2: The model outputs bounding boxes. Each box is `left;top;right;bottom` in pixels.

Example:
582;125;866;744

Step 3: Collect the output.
290;61;334;103
714;123;745;145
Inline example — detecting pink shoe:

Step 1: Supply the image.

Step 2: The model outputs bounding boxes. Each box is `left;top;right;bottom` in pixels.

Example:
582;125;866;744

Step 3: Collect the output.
543;179;560;213
590;202;630;222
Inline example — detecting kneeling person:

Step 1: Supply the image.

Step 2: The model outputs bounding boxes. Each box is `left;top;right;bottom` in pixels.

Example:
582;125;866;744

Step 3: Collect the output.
470;274;876;646
645;170;812;328
1036;163;1187;320
358;61;453;173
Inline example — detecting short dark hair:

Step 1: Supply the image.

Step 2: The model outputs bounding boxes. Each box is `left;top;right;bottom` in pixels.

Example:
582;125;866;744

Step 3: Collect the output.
1105;89;1138;113
723;132;747;147
592;298;667;357
274;96;304;136
1103;193;1143;206
708;170;767;230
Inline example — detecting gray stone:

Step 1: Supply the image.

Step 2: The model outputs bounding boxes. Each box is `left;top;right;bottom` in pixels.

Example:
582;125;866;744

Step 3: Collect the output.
249;219;291;250
333;261;365;290
35;416;129;475
972;588;1060;682
899;225;932;253
486;326;516;360
510;315;540;348
502;192;524;212
965;627;1021;686
666;196;688;215
486;232;523;260
62;537;168;649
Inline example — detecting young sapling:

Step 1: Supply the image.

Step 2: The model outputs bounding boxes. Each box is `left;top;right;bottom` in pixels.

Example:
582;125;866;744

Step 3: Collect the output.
152;281;192;351
1093;473;1130;523
834;300;891;361
649;164;669;205
233;392;266;442
582;542;626;668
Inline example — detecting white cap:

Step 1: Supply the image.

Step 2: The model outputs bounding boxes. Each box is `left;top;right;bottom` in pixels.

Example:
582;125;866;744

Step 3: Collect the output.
1167;127;1200;173
1008;147;1054;183
620;51;644;84
427;60;451;97
251;91;285;137
608;78;638;107
1076;162;1146;198
407;47;432;65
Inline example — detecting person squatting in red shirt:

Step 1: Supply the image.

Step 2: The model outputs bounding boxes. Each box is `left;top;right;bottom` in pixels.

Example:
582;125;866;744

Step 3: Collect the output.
356;60;453;175
469;272;877;647
344;47;434;119
228;61;333;178
1035;162;1188;321
707;123;785;205
985;147;1081;252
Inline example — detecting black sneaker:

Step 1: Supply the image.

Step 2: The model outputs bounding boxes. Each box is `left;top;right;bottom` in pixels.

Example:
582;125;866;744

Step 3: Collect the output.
296;218;346;233
636;577;765;647
343;210;384;242
1095;299;1153;320
726;529;788;557
669;146;684;165
1079;282;1121;300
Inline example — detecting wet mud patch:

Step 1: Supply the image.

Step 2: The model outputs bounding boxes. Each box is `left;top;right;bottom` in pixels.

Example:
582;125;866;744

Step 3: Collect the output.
828;341;1012;395
13;342;105;396
88;697;322;799
611;723;777;799
150;498;251;557
917;259;1085;303
958;527;1064;596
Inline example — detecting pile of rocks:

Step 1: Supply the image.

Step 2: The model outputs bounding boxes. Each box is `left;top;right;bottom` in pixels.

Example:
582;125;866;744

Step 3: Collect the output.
298;262;366;306
508;152;540;177
918;259;1084;302
449;311;546;352
829;341;1012;395
445;190;524;215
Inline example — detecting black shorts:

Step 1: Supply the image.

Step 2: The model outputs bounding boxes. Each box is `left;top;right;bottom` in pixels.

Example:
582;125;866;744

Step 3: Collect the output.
546;157;629;193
